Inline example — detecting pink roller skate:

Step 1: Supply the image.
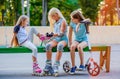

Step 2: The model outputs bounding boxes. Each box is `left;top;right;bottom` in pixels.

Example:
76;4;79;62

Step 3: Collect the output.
32;63;42;76
39;34;46;41
39;34;53;46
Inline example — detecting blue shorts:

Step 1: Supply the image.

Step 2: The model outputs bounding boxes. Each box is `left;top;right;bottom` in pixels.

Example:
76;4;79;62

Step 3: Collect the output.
53;35;68;44
75;37;88;43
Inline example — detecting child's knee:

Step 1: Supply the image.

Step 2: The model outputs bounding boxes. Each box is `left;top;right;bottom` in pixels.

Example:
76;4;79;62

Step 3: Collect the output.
32;47;37;52
30;27;35;31
77;45;83;50
57;44;64;52
46;44;52;51
70;45;76;51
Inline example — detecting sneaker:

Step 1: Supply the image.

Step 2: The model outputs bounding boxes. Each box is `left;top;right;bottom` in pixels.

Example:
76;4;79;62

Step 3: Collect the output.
70;66;77;74
79;65;86;71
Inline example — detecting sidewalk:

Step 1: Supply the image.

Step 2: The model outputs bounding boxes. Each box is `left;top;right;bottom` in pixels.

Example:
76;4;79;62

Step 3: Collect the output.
0;44;120;79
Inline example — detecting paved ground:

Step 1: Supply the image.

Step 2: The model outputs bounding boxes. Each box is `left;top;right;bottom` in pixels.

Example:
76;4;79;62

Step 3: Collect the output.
0;44;120;79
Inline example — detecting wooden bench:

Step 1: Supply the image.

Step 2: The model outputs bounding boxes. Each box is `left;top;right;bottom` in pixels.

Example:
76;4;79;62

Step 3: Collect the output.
0;45;111;72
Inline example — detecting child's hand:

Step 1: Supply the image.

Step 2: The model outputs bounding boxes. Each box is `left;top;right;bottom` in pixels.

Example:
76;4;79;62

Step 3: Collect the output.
53;33;58;37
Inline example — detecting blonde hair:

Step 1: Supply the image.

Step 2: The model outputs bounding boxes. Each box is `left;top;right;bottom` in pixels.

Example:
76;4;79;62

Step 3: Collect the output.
70;10;85;21
48;7;66;31
15;15;29;26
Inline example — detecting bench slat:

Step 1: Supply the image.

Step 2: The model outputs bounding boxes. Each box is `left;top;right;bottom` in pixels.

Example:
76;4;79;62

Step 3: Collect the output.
0;46;108;53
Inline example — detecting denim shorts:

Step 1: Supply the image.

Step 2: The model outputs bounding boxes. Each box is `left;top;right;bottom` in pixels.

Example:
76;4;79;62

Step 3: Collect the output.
53;35;68;44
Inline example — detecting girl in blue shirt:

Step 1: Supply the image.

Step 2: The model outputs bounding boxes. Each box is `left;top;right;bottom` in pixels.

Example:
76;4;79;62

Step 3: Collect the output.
68;10;89;74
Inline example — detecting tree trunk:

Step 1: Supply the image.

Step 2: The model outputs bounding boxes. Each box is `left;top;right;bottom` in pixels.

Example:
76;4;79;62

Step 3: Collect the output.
41;0;47;26
21;0;24;15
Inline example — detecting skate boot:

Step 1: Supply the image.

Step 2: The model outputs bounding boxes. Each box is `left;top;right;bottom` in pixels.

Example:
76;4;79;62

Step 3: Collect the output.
32;63;42;76
48;65;54;75
53;61;60;77
42;60;54;76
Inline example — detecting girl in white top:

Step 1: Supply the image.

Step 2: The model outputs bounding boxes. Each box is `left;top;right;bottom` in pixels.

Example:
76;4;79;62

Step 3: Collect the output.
11;15;42;75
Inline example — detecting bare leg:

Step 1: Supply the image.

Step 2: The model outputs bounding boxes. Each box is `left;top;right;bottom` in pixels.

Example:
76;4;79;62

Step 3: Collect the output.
77;41;87;65
46;40;58;60
55;41;67;61
70;41;79;67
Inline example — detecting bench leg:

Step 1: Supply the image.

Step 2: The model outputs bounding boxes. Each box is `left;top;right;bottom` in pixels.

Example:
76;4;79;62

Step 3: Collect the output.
105;46;111;72
100;51;104;70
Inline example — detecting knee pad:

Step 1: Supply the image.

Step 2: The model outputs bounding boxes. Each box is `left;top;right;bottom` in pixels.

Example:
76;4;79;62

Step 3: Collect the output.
30;27;38;35
57;44;64;52
45;44;51;51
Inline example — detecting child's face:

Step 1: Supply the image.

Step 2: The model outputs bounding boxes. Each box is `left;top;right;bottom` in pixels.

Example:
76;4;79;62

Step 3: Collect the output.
22;19;29;27
51;13;59;21
71;16;79;24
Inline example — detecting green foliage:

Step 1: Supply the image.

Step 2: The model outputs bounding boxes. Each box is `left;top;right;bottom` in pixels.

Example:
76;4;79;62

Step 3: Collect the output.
48;0;80;24
30;0;42;26
79;0;103;22
1;0;21;26
1;0;102;26
0;0;4;5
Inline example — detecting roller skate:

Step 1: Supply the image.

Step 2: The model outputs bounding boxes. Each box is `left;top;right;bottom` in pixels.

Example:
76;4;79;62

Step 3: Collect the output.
46;32;54;37
42;60;54;76
53;61;60;77
32;63;42;76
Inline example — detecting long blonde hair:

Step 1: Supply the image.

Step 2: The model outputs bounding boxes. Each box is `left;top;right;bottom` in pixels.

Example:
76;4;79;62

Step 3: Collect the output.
15;15;29;26
48;7;67;31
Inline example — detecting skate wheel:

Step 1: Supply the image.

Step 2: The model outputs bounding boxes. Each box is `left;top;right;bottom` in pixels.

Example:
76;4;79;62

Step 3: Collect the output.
42;71;48;76
54;73;58;77
87;62;100;76
63;61;71;73
32;74;35;76
32;72;41;76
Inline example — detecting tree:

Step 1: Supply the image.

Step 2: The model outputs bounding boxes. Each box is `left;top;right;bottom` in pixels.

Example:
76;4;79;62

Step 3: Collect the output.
0;0;22;26
41;0;47;26
48;0;80;24
30;0;42;26
99;0;119;25
79;0;103;23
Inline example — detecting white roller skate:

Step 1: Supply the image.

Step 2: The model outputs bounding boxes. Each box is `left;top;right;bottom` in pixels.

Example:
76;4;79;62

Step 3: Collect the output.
32;63;42;76
53;61;60;77
53;65;59;76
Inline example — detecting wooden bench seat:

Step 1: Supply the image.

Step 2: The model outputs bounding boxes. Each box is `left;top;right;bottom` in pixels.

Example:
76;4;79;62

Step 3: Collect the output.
0;45;111;72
